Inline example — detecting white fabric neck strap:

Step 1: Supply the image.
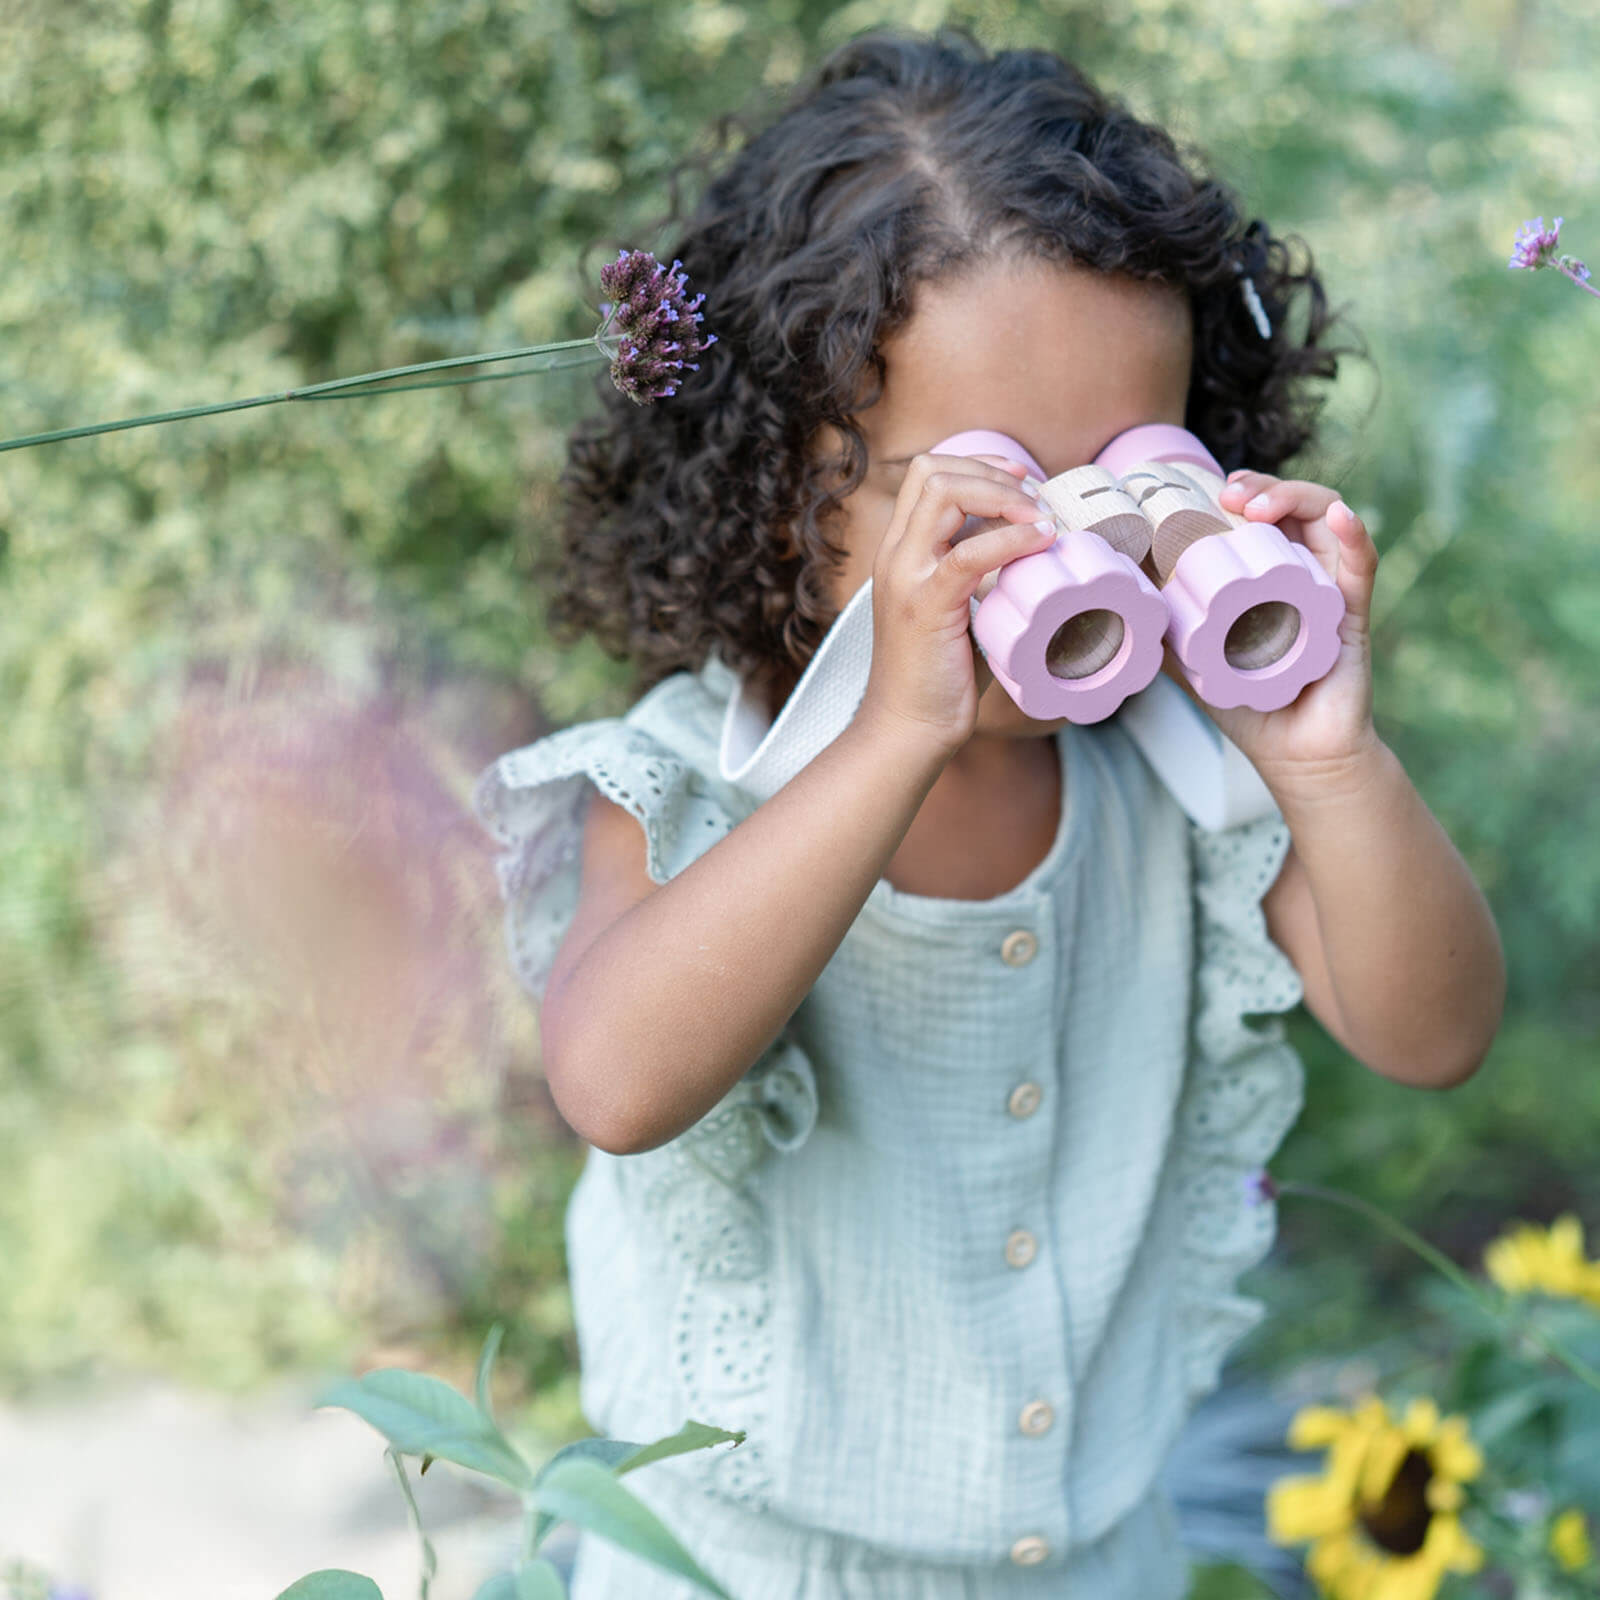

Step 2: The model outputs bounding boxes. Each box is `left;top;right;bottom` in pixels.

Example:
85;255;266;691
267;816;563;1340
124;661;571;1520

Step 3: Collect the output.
716;577;1278;830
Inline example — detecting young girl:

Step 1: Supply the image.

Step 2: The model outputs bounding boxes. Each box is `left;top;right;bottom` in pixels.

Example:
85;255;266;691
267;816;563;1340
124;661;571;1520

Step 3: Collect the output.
472;27;1505;1599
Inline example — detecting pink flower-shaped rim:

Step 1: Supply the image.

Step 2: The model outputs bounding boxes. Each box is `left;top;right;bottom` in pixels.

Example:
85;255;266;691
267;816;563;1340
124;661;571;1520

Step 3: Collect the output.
974;529;1169;723
1164;524;1345;710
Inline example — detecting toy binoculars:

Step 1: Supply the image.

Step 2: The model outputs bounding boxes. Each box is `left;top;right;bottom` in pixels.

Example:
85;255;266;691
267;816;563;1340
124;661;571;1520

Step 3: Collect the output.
938;425;1346;723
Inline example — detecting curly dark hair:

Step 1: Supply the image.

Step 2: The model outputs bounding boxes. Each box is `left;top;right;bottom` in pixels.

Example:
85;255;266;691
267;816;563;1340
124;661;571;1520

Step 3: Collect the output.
538;25;1367;712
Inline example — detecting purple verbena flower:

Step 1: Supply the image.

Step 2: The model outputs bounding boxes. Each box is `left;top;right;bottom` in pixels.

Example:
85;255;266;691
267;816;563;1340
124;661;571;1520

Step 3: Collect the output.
1509;215;1564;270
594;248;718;404
1508;214;1597;298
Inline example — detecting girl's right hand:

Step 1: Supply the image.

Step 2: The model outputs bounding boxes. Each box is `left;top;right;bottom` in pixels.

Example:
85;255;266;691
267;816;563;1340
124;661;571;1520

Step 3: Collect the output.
856;451;1057;755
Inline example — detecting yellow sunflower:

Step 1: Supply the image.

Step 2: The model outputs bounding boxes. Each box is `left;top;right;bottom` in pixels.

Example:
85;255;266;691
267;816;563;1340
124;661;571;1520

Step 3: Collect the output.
1549;1508;1594;1574
1482;1213;1600;1309
1267;1393;1486;1600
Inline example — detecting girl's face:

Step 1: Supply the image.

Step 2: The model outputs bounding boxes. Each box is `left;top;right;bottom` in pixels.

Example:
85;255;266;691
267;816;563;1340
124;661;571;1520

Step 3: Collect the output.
808;254;1194;739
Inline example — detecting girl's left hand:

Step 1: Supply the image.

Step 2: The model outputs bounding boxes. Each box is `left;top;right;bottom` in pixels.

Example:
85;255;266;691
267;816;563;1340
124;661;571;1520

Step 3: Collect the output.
1172;470;1383;798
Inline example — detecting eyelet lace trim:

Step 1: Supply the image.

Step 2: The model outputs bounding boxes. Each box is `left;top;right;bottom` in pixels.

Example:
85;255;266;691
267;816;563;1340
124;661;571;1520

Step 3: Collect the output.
471;720;738;1000
471;699;818;1510
1171;812;1305;1403
631;1031;817;1510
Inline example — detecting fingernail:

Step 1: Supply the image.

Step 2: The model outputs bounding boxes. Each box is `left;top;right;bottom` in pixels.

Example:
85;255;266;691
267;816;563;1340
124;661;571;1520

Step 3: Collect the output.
1246;494;1271;513
1034;519;1056;534
1021;477;1045;499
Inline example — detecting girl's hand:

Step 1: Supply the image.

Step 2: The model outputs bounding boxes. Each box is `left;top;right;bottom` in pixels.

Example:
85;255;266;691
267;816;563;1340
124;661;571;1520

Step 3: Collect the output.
1191;471;1384;799
857;451;1057;754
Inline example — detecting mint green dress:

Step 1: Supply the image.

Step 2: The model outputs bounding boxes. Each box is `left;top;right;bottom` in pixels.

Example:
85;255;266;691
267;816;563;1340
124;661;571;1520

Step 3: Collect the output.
471;646;1305;1600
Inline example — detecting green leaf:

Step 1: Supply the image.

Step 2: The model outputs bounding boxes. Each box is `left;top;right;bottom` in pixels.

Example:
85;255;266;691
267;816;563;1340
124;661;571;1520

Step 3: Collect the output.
514;1562;568;1600
318;1370;535;1490
534;1458;733;1599
526;1422;745;1549
476;1322;507;1424
274;1573;384;1600
611;1419;746;1476
468;1555;598;1600
526;1438;644;1551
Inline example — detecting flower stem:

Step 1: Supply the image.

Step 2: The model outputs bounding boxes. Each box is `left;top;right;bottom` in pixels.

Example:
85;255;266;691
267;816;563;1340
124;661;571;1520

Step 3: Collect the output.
0;336;608;453
299;348;606;400
1557;263;1600;298
1276;1180;1600;1398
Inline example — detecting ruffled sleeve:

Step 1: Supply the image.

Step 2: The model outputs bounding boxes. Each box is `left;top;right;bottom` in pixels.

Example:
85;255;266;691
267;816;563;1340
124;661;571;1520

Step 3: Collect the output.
1169;810;1306;1405
469;678;818;1165
471;718;737;1001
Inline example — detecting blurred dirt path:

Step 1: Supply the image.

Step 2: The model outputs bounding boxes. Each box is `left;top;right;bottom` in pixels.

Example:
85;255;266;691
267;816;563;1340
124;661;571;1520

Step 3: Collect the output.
0;1377;578;1600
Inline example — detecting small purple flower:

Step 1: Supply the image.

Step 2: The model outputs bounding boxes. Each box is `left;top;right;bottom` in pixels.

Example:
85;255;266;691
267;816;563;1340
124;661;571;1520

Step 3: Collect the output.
1508;215;1597;298
1509;215;1564;270
1243;1169;1279;1205
594;248;718;404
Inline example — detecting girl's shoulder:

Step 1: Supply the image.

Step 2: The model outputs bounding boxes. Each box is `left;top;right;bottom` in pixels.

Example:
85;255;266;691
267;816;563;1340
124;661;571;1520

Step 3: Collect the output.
617;655;741;779
468;657;751;1001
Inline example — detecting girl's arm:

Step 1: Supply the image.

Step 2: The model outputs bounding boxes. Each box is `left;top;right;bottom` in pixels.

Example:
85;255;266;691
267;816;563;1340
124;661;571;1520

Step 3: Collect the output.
1261;740;1505;1089
1205;471;1506;1090
541;708;950;1155
541;452;1051;1154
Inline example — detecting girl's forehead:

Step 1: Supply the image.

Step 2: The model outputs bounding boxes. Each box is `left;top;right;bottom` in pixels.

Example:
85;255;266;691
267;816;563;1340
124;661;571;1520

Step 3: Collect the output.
869;259;1193;472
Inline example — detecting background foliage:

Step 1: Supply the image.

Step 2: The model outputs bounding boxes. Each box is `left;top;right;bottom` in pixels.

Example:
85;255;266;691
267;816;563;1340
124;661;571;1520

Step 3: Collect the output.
1;0;1596;1538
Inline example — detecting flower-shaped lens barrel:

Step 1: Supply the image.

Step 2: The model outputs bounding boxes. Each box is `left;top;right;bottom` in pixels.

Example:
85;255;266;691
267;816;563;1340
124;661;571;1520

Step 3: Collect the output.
1092;424;1345;711
932;430;1168;723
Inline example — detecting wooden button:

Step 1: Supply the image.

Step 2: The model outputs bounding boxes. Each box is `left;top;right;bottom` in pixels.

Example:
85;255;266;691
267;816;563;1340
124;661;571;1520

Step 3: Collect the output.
1004;1229;1037;1268
1007;1081;1042;1118
1001;929;1038;966
1010;1535;1050;1566
1019;1399;1054;1435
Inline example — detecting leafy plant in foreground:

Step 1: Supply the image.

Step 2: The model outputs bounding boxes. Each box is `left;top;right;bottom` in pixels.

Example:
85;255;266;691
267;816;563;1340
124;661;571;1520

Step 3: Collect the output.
275;1323;743;1600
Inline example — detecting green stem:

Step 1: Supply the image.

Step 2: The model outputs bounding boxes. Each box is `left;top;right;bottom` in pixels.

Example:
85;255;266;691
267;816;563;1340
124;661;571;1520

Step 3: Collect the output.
299;348;606;400
386;1446;439;1600
1556;261;1600;298
0;334;610;453
1276;1180;1600;1398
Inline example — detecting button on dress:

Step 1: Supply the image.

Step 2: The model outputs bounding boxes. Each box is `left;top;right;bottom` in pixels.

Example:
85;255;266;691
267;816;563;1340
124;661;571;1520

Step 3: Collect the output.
471;638;1306;1599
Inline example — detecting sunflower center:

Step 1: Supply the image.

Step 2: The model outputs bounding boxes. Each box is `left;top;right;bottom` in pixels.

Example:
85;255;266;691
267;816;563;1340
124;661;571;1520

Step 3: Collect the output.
1359;1449;1434;1555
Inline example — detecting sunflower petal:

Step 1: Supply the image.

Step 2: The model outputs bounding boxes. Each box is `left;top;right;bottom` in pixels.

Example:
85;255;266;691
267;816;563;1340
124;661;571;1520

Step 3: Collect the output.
1550;1213;1585;1261
1549;1508;1594;1572
1425;1477;1464;1513
1401;1396;1440;1443
1425;1512;1486;1575
1430;1418;1483;1483
1370;1551;1446;1600
1309;1530;1376;1599
1358;1424;1408;1504
1289;1404;1357;1450
1268;1474;1354;1543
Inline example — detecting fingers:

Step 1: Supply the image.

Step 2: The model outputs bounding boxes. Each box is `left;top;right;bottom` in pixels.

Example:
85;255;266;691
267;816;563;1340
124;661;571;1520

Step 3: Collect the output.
1217;470;1338;525
878;455;1048;571
969;452;1031;476
1329;498;1379;617
1220;471;1379;618
936;516;1057;607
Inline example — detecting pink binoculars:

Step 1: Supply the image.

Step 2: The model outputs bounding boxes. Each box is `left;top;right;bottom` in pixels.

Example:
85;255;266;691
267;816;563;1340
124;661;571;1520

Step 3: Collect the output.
937;426;1346;722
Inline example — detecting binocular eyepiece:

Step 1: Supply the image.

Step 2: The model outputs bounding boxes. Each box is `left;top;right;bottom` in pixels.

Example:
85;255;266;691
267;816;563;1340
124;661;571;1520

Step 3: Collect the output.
937;426;1346;723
